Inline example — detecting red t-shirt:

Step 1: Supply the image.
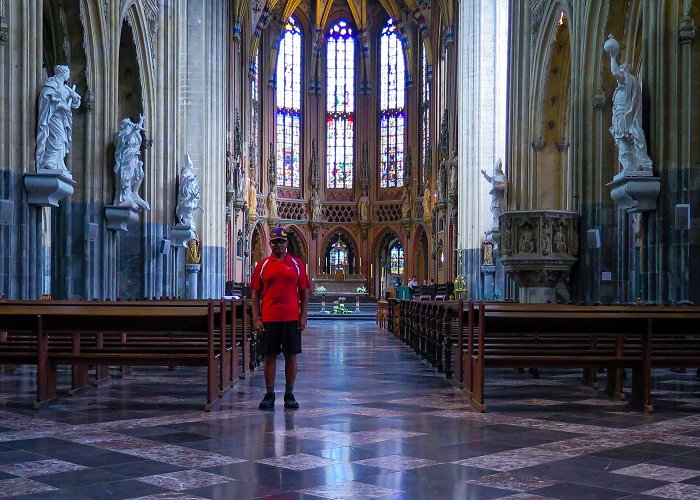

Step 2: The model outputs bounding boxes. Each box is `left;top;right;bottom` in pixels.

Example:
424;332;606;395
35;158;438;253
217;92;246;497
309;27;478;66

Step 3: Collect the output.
251;254;310;322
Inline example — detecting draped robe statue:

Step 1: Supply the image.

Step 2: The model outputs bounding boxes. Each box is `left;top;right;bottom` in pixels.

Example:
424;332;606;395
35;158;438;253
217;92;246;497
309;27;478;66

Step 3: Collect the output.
175;154;203;230
36;65;81;178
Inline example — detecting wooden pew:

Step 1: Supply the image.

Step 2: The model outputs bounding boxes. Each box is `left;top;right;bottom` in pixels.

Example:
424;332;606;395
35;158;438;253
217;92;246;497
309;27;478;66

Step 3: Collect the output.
0;301;230;410
1;298;253;392
462;301;700;413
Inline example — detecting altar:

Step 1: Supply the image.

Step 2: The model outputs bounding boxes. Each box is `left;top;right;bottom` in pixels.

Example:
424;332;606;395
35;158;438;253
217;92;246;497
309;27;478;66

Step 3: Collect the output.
312;273;367;295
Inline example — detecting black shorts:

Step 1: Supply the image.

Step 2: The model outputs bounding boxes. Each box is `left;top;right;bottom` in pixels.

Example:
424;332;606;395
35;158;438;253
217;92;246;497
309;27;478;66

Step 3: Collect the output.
262;320;302;356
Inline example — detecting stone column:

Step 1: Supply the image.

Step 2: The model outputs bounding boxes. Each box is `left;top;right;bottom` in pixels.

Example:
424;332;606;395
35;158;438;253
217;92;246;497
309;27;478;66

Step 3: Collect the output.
457;0;508;298
185;263;201;299
481;263;496;300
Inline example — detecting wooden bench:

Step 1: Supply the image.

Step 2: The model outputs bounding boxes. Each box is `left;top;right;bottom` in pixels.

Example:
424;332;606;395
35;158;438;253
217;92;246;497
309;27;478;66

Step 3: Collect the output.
0;301;237;410
2;298;256;388
460;301;700;412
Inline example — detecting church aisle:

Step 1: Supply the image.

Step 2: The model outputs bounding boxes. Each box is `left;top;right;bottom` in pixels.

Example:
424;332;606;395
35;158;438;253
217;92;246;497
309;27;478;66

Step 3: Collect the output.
0;320;699;498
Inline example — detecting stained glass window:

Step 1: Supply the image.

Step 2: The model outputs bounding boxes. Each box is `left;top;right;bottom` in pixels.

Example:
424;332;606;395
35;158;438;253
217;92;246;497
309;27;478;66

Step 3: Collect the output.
275;16;302;187
390;243;404;275
251;51;260;180
330;239;348;271
326;20;355;189
380;18;405;188
421;47;430;172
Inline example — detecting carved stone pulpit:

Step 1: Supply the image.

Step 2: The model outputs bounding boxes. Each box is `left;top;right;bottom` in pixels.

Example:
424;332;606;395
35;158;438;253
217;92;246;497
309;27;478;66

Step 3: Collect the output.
500;210;579;303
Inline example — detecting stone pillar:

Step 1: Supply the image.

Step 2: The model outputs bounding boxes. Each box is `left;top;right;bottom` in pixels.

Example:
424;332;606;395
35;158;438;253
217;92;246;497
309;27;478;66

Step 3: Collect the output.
481;264;495;300
185;264;201;299
500;210;578;303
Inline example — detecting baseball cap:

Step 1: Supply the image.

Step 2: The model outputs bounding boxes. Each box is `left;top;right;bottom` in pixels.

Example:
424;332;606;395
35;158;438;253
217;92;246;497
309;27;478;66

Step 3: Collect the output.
270;227;288;241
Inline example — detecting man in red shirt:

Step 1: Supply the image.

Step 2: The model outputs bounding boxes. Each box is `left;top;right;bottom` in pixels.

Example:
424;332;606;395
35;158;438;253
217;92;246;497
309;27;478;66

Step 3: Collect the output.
251;226;309;409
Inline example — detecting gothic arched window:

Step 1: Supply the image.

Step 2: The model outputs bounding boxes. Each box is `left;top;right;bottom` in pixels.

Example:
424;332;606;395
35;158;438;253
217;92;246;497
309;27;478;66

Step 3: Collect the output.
326;20;355;190
330;238;348;271
390;242;404;275
275;16;302;187
379;18;405;188
251;50;261;180
421;47;430;191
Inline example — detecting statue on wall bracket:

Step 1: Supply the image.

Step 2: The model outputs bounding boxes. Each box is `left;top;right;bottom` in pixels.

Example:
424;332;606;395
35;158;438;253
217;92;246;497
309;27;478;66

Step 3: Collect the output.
172;153;203;246
104;114;151;231
603;35;660;213
25;65;81;207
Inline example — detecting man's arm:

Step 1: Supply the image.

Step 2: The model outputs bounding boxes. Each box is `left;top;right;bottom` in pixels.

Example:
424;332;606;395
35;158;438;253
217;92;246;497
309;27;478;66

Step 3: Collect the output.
299;288;309;332
251;289;264;332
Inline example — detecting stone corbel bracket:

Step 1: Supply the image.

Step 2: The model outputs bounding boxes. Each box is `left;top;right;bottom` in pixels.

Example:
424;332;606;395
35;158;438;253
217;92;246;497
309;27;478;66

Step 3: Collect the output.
23;171;75;207
171;223;195;247
607;172;660;213
104;205;140;232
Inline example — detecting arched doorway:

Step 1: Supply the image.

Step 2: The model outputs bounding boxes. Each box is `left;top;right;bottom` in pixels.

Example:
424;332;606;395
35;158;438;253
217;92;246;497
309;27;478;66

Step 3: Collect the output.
372;229;404;298
413;225;429;283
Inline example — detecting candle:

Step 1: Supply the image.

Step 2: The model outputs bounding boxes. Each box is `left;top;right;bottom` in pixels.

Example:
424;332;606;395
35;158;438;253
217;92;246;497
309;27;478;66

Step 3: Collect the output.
370;264;373;278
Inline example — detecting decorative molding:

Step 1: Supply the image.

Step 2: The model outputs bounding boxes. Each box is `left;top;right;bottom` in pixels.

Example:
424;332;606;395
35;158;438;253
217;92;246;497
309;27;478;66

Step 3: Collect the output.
531;6;543;36
555;140;570;152
404;147;413;186
531;139;546;152
593;91;606;111
267;142;275;192
423;144;432;187
311;138;319;190
145;1;158;61
0;16;7;44
438;110;449;163
360;141;369;194
679;15;696;45
84;89;95;112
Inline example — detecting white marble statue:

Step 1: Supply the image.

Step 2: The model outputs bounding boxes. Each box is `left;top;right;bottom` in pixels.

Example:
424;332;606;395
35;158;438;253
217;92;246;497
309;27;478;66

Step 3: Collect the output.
113;115;150;210
481;158;507;227
35;65;82;178
604;35;653;175
176;153;202;230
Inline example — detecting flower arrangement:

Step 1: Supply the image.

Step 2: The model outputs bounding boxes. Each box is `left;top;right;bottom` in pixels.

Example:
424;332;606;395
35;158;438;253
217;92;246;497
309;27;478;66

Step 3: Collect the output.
331;296;352;314
356;286;367;293
315;285;327;294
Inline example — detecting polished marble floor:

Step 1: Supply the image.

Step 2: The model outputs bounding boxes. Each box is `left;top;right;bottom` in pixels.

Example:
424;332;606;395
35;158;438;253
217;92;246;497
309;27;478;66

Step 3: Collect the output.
0;320;699;499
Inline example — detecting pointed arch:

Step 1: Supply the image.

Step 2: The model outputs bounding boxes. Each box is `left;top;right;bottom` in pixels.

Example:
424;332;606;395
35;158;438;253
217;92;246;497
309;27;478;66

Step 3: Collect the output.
286;225;309;263
371;227;405;294
274;14;303;187
528;2;572;210
321;226;360;275
326;18;357;190
378;16;406;189
412;224;430;282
